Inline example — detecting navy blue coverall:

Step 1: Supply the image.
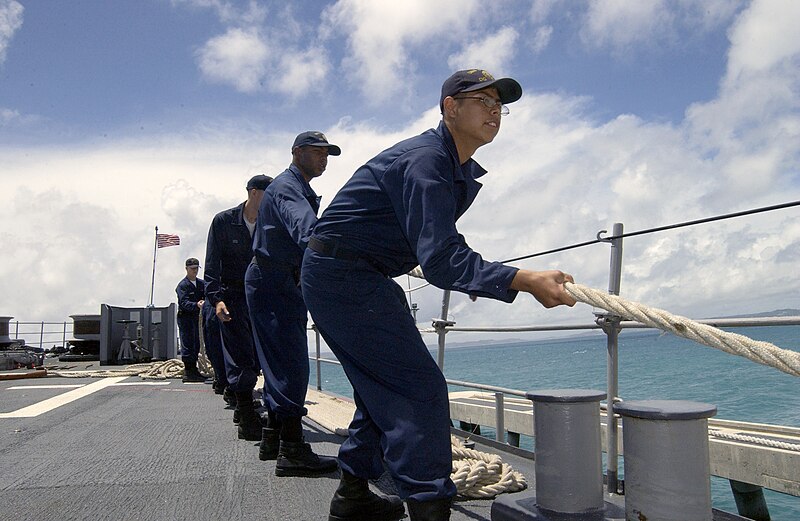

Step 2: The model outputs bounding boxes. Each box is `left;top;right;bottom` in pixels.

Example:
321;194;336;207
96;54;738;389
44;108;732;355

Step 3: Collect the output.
245;165;320;421
204;202;259;393
201;299;226;386
301;121;520;502
176;277;205;363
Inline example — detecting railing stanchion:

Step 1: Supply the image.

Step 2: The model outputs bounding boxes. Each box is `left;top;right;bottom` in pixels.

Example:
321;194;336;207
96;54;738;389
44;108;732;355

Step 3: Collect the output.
434;290;453;370
602;222;624;494
495;392;505;443
39;321;45;350
314;325;322;391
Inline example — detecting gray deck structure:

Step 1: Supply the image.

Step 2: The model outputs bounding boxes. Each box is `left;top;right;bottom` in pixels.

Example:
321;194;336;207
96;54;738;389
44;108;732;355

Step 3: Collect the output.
0;370;512;521
1;367;753;521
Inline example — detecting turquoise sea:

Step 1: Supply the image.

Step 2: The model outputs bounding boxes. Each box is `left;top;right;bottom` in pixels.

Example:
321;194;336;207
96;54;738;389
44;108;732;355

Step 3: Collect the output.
310;325;800;519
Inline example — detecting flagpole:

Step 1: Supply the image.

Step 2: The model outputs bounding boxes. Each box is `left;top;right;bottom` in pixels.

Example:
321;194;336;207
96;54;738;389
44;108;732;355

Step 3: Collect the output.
149;226;158;307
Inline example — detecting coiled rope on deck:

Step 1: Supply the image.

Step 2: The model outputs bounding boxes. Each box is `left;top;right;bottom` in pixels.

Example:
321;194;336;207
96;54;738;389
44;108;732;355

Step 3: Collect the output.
47;350;214;380
450;435;527;498
564;282;800;378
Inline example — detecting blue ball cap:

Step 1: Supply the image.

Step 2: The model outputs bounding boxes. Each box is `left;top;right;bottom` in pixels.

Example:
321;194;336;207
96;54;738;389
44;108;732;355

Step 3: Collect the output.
292;131;341;156
246;174;272;191
439;69;522;112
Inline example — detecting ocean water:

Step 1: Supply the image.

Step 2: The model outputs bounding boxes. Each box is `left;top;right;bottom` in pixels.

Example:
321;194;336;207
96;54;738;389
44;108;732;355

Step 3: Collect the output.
309;324;800;519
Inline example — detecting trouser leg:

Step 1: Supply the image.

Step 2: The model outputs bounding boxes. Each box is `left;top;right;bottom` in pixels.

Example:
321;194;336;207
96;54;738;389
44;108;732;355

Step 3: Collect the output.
177;315;199;363
219;295;258;393
246;264;309;419
302;252;456;502
202;302;226;387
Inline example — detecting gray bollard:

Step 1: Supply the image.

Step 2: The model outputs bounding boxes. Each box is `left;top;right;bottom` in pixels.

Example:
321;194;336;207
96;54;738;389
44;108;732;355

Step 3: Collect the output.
491;388;624;521
529;389;607;514
0;316;13;345
615;400;717;521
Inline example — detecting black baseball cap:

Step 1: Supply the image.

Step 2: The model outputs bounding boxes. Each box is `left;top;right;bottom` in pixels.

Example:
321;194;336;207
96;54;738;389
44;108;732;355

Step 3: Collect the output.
246;174;272;191
439;69;522;112
292;131;341;156
185;258;200;268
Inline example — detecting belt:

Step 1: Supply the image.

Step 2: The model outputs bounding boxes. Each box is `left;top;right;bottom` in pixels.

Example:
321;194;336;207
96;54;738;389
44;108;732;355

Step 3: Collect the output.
308;237;389;276
308;237;362;262
252;255;301;284
221;278;244;290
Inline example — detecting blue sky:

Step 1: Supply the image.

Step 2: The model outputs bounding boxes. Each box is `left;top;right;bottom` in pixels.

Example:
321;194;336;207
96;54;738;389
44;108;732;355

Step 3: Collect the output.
2;1;799;344
4;0;732;142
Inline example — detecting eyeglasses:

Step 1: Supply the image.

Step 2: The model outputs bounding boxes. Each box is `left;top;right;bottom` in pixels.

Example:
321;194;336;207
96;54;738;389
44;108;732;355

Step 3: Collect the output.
453;95;509;116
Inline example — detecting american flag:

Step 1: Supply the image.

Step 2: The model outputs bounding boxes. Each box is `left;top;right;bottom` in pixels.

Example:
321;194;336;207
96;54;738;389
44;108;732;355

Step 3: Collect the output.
156;233;180;248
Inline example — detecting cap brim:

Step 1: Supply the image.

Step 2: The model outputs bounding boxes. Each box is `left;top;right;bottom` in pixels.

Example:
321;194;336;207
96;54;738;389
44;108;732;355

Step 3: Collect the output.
462;77;522;104
312;143;341;156
293;143;341;156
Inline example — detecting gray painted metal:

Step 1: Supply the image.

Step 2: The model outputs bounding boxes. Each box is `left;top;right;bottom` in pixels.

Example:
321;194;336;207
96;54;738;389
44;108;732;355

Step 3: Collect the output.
617;400;717;521
532;389;606;514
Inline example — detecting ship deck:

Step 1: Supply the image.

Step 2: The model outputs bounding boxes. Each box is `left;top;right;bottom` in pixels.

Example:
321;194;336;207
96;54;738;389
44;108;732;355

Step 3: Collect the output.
0;365;748;521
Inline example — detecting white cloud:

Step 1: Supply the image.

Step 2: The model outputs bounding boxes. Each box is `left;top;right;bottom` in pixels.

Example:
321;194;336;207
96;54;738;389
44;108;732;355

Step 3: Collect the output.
725;0;800;81
530;0;560;24
580;0;741;56
530;25;553;55
196;27;269;92
581;0;675;55
272;47;330;98
187;2;332;97
685;0;800;207
171;0;266;26
320;0;480;103
447;27;519;74
0;0;23;64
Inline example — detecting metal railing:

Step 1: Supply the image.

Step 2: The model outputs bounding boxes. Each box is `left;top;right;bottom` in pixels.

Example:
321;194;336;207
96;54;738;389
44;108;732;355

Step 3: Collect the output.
5;321;72;351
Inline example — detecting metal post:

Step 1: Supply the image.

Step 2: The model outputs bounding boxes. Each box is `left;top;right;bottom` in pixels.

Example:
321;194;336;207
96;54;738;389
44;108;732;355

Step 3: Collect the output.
616;400;717;521
495;392;505;443
63;322;67;349
40;321;45;350
605;222;623;494
730;480;771;521
435;290;452;370
314;326;322;391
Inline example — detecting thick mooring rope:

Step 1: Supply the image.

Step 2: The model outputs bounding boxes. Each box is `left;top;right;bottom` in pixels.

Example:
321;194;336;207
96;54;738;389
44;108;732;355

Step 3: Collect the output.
564;282;800;377
450;436;527;499
47;348;213;379
48;358;189;379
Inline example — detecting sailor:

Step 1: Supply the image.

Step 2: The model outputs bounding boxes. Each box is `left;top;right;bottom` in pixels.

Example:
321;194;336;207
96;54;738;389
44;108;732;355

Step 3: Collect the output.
204;174;272;440
245;131;339;476
301;69;576;521
175;257;207;383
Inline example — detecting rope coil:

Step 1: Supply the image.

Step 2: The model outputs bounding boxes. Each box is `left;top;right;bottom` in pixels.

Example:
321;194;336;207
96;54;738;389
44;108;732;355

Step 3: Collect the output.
450;436;527;498
564;282;800;378
47;351;213;380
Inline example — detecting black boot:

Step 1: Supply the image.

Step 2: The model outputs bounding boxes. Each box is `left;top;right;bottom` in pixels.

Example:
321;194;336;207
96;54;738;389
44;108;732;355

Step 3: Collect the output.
406;498;451;521
275;440;339;477
329;470;405;521
223;387;237;407
258;427;279;461
212;378;225;395
181;358;206;382
235;391;262;441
